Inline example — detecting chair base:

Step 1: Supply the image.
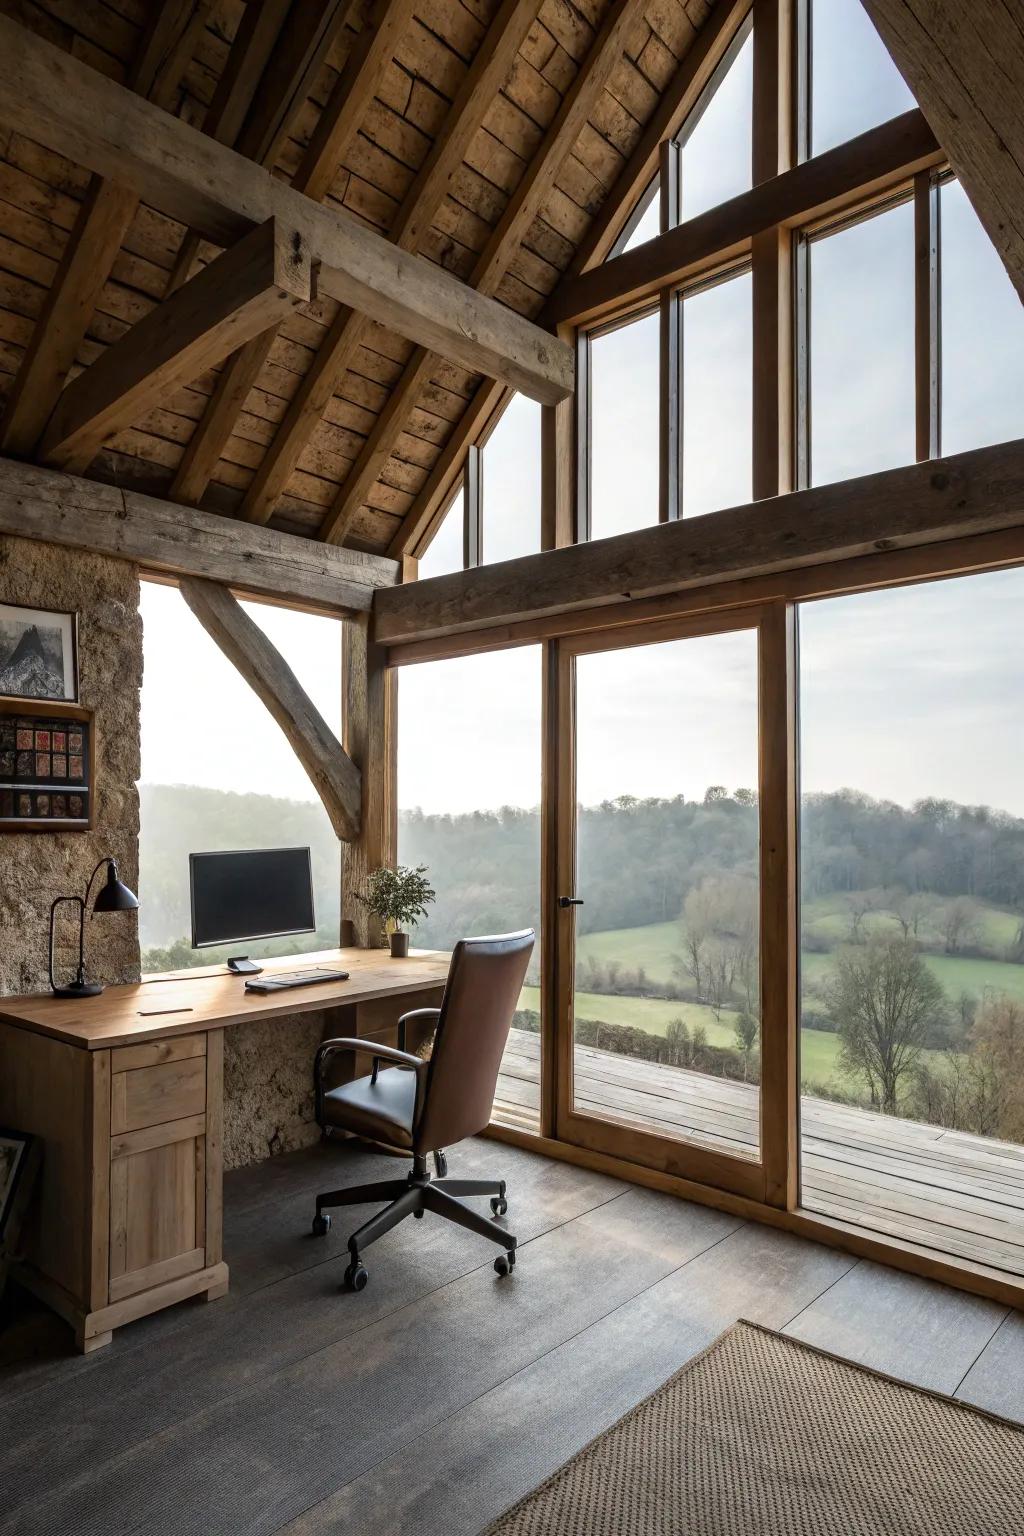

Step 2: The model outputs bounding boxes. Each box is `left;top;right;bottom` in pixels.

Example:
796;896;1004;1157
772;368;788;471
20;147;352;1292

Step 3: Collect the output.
312;1154;515;1289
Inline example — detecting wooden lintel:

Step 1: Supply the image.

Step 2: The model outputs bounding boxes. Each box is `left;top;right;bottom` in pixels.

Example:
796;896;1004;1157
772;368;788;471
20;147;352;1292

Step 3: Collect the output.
373;436;1024;645
179;578;361;842
39;219;313;475
0;456;397;615
0;16;573;407
546;109;942;329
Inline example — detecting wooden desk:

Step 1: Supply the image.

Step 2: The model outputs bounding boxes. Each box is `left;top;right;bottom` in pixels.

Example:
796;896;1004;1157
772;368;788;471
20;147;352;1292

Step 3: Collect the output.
0;948;449;1352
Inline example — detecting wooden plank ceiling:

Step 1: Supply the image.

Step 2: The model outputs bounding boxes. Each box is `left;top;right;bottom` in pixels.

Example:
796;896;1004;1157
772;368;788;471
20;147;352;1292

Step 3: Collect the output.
0;0;717;556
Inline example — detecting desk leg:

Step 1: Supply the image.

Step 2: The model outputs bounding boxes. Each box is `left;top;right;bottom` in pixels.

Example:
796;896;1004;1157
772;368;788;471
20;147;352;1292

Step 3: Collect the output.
205;1030;224;1269
75;1325;112;1354
202;1277;229;1303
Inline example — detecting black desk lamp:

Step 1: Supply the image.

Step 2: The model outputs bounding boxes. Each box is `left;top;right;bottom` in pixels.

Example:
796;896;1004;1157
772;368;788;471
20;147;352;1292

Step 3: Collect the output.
48;856;139;999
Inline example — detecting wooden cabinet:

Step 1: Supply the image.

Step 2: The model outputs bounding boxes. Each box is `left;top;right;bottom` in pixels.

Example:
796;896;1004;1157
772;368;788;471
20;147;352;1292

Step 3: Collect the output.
0;1022;226;1352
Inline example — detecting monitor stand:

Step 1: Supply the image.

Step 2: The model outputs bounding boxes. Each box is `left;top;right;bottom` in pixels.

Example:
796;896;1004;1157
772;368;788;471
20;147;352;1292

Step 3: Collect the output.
226;956;263;975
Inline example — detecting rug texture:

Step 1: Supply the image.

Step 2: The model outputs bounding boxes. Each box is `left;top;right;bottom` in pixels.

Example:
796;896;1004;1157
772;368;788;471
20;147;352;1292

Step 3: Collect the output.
483;1320;1024;1535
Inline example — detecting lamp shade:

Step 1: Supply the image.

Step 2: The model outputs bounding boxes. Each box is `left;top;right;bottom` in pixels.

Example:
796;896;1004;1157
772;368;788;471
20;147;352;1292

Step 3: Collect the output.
92;860;139;913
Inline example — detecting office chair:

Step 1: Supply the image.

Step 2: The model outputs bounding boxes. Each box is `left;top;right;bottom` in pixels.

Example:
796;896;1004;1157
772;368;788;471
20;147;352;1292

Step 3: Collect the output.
310;929;535;1291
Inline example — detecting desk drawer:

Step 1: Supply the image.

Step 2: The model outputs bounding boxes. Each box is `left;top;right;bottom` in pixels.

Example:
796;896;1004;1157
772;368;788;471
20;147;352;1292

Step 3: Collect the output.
111;1054;207;1135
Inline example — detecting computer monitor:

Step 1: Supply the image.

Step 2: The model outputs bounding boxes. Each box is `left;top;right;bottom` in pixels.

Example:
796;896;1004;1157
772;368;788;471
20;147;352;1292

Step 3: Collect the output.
189;847;316;949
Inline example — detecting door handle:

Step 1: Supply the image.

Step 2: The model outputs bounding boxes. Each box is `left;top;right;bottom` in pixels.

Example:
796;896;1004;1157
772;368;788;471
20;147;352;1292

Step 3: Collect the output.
558;896;584;908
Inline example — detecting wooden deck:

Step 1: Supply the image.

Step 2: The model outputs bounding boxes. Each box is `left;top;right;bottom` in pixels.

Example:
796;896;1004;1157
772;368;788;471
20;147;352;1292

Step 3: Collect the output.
494;1029;1024;1278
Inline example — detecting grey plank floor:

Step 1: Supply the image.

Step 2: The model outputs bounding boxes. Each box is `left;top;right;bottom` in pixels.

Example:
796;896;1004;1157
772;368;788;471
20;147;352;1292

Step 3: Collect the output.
1;1137;1022;1536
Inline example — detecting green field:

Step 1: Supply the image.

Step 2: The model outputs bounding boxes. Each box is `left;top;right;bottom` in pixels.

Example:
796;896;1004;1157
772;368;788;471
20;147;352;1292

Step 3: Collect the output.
523;903;1024;1099
519;985;848;1089
577;911;1024;1004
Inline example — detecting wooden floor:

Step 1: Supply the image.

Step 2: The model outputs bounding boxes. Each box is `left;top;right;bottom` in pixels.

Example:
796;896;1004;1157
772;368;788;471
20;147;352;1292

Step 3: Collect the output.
495;1029;1024;1278
1;1135;1023;1536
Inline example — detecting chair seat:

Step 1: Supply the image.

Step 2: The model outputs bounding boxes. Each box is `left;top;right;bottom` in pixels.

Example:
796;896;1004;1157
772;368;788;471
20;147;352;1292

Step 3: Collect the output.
321;1066;417;1148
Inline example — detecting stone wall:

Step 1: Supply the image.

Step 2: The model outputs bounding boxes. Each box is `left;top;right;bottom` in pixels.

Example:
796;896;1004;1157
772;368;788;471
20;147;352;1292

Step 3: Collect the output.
222;1012;326;1169
0;535;142;995
0;535;338;1171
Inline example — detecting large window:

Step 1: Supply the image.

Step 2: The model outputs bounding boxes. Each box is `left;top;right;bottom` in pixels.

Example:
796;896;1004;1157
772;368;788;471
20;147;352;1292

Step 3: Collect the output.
806;200;915;486
798;569;1024;1275
939;178;1024;456
397;647;542;1134
480;393;541;564
808;0;915;156
681;270;752;516
675;27;753;222
138;583;341;971
588;309;660;540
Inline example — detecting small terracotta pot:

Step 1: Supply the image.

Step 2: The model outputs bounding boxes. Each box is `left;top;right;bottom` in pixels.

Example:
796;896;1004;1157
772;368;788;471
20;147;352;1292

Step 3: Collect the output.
389;931;410;958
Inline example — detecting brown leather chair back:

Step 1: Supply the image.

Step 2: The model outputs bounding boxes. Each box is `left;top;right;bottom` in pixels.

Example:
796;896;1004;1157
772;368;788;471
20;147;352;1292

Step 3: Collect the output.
414;930;535;1154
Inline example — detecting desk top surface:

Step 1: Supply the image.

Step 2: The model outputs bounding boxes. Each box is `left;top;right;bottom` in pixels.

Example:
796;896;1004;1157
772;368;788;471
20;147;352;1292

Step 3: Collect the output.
0;947;451;1050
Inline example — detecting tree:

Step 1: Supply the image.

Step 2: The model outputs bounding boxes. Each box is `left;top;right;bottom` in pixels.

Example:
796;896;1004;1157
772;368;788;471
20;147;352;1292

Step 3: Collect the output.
825;938;946;1113
941;897;980;954
734;1012;758;1079
892;888;932;942
971;993;1024;1142
675;874;758;1018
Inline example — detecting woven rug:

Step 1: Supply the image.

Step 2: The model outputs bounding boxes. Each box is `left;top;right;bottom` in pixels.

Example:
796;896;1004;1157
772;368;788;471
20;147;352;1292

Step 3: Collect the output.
483;1320;1024;1535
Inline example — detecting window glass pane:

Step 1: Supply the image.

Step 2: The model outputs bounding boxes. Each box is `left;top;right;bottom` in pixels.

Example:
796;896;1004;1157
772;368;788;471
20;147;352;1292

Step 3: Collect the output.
811;0;915;156
138;582;341;971
682;272;752;515
678;30;753;221
799;570;1024;1278
940;178;1024;455
397;648;542;1134
809;202;914;486
417;487;463;579
482;394;541;564
589;310;659;540
621;181;659;253
574;629;761;1158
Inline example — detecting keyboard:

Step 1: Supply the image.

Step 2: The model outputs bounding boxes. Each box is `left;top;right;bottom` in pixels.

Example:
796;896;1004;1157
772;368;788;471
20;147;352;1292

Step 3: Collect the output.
244;968;350;994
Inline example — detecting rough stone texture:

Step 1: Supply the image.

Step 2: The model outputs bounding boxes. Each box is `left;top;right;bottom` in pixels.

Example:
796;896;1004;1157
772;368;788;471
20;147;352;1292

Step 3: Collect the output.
0;535;141;995
223;1011;329;1170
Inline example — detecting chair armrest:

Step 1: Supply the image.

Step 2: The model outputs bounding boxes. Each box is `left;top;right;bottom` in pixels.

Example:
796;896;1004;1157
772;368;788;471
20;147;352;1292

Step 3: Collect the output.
315;1037;424;1077
397;1006;441;1052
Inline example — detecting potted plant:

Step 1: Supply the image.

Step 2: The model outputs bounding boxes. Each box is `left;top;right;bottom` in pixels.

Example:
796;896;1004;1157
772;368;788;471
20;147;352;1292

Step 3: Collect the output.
359;864;435;958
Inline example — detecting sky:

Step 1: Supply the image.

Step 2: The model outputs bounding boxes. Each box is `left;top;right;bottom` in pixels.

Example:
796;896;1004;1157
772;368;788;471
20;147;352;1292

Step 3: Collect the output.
140;0;1024;824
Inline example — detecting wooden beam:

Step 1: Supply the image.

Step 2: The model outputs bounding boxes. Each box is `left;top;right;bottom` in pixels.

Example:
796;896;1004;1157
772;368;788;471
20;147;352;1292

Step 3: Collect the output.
0;456;397;615
373;436;1024;643
0;2;211;454
340;615;396;944
860;0;1024;302
164;0;297;294
567;0;752;277
39;219;314;475
332;0;639;548
169;0;368;502
546;109;942;328
245;0;544;531
0;17;574;405
179;578;361;842
234;0;356;170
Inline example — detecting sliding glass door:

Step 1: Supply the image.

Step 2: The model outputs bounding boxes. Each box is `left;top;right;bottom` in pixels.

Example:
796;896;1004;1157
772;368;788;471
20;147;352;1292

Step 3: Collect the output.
553;609;790;1200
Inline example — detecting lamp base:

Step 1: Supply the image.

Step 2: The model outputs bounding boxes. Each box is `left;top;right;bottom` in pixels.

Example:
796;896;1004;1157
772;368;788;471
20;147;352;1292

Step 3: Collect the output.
52;981;104;999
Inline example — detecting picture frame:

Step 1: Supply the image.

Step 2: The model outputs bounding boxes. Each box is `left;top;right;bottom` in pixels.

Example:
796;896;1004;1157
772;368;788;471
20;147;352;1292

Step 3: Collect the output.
0;1128;40;1306
0;601;79;703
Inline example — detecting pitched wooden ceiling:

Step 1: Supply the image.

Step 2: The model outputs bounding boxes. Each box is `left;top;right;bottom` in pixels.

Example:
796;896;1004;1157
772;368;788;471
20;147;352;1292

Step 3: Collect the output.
0;0;724;558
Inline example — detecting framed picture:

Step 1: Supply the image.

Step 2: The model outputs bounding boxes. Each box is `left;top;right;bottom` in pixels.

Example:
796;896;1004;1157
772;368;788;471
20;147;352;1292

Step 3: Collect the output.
0;1128;40;1305
0;602;78;703
0;700;94;831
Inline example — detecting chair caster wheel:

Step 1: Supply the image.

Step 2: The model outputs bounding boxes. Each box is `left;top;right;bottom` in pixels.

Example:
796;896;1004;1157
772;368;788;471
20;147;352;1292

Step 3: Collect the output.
312;1212;331;1236
414;1208;424;1218
490;1196;508;1217
494;1249;516;1277
344;1260;368;1291
434;1151;448;1177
